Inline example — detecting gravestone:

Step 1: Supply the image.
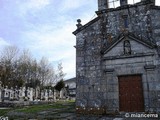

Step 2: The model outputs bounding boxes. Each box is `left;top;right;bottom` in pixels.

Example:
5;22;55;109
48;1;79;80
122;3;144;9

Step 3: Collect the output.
9;87;14;100
19;87;24;101
54;89;58;100
45;89;48;101
4;86;10;101
28;87;33;101
48;89;53;100
41;90;45;100
14;87;19;100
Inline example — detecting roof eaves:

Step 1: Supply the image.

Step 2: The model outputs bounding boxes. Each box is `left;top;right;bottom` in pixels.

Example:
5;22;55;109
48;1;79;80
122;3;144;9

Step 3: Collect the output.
101;34;124;54
72;17;100;35
101;32;156;55
128;33;156;48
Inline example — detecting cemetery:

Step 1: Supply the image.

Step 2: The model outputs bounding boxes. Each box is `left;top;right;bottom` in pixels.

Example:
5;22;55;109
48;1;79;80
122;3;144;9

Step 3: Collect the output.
0;80;77;119
0;81;66;108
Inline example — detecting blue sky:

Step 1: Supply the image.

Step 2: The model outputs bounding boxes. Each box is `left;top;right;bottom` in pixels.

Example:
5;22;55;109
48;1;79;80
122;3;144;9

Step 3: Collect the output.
0;0;159;79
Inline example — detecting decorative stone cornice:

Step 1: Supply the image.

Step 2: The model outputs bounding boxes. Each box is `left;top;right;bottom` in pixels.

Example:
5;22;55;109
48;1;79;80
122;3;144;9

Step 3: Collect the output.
103;52;155;60
144;65;156;70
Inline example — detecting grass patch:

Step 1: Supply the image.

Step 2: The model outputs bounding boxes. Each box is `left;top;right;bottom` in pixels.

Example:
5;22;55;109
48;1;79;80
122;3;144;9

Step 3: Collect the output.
68;99;75;103
15;103;65;113
0;109;13;116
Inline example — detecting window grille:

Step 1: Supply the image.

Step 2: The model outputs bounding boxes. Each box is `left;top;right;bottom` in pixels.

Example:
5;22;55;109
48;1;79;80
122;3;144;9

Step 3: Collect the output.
108;0;141;8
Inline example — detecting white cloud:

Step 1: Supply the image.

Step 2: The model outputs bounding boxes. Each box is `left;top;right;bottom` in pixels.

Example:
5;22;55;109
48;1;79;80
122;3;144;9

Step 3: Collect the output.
21;21;75;53
60;0;97;12
28;0;50;9
63;57;76;79
0;37;10;46
0;37;10;51
17;0;50;16
61;0;86;11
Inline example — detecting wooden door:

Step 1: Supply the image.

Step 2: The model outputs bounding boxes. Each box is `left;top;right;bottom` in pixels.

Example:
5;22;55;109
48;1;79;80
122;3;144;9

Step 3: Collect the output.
119;75;144;112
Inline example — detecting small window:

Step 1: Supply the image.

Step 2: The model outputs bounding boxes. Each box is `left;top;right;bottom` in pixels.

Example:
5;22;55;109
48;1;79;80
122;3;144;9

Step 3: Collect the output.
107;0;142;8
122;15;128;28
155;0;160;6
128;0;141;4
124;17;128;28
108;0;120;8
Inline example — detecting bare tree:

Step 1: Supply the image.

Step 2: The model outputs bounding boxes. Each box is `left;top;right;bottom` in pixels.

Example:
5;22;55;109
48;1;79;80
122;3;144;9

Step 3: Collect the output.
55;62;66;82
0;46;19;87
0;46;64;92
18;49;33;87
39;57;50;87
0;45;19;62
47;66;56;86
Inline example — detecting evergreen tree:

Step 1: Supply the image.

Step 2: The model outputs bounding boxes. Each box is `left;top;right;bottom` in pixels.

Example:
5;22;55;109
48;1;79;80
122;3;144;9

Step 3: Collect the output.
54;80;65;91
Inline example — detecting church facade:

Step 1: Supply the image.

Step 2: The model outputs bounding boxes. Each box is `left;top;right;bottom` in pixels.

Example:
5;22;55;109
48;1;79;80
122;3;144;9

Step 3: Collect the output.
73;0;160;113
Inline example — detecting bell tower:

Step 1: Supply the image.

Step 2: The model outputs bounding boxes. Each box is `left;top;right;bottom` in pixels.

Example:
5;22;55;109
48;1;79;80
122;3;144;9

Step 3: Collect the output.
141;0;155;5
120;0;128;6
98;0;108;11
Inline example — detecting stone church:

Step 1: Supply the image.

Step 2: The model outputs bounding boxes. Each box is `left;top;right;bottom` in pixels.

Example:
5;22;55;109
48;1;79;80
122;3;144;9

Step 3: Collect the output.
73;0;160;113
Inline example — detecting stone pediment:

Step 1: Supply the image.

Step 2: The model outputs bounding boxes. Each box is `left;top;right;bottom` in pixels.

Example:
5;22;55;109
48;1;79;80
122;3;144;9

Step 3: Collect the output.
102;33;157;60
